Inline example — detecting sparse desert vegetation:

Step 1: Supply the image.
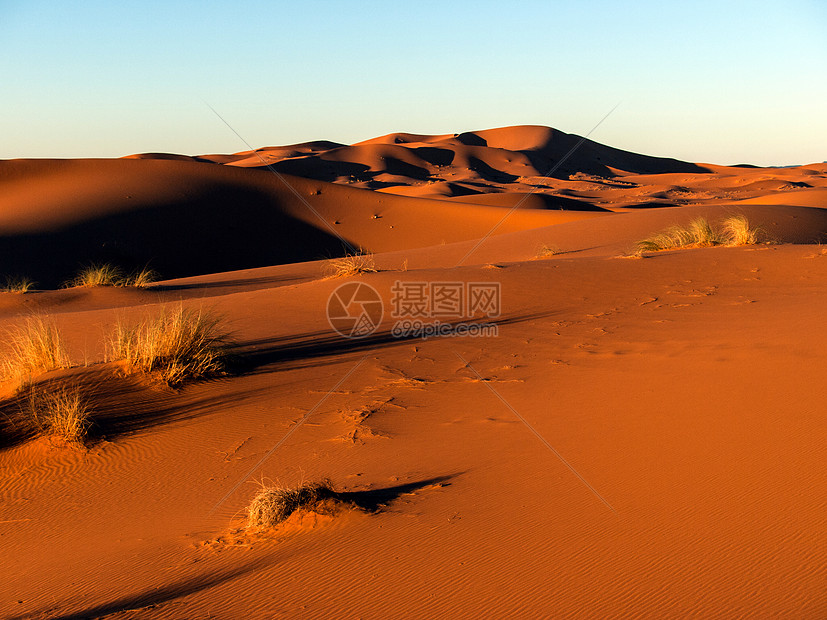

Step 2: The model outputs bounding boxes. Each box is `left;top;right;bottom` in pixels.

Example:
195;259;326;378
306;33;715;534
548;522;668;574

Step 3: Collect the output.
535;243;561;258
636;215;765;254
123;267;159;288
22;384;90;445
67;263;125;288
65;263;159;288
108;305;232;385
1;277;36;293
721;215;764;246
1;315;70;383
326;251;377;277
3;111;827;618
246;481;338;530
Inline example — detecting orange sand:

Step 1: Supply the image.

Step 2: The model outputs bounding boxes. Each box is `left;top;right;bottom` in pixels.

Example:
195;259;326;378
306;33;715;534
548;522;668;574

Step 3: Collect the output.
1;126;825;618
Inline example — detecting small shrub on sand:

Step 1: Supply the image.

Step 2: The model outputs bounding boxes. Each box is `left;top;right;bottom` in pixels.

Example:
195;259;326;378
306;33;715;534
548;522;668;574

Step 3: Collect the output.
23;385;90;445
326;252;377;278
1;277;36;293
636;217;722;253
246;481;337;529
721;215;763;246
1;316;70;382
109;305;231;386
535;243;561;258
67;263;124;288
636;215;766;254
123;267;159;288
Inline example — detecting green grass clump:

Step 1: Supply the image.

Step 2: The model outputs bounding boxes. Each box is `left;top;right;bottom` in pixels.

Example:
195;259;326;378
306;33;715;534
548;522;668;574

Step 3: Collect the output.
1;316;70;383
108;305;231;386
246;481;337;529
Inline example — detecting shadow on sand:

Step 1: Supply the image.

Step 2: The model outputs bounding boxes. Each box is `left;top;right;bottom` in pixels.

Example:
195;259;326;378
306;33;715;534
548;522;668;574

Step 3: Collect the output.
28;475;459;620
229;309;554;374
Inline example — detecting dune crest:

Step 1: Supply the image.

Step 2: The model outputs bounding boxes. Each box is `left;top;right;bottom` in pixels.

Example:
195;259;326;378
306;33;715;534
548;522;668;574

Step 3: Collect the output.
1;125;826;619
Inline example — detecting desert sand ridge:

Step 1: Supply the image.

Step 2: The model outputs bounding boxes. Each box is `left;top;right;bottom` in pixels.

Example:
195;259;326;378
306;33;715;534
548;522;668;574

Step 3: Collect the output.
1;125;826;618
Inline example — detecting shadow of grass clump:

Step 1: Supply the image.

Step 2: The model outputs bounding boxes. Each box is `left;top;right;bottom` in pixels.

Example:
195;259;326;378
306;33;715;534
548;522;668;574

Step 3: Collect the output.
245;475;457;531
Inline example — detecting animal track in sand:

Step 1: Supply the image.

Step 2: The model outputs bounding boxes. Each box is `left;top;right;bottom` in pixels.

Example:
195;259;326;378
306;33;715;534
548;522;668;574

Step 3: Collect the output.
374;365;438;390
338;396;404;444
217;435;254;462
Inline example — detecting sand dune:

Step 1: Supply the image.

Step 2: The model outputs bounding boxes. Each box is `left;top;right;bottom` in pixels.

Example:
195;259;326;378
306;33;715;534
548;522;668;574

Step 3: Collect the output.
1;126;826;618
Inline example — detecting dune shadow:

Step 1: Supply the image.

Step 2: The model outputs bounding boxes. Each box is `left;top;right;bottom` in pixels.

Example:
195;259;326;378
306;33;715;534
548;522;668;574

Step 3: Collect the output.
412;146;456;167
468;156;519;183
618;201;678;209
454;132;487;146
153;273;306;293
264;156;372;183
0;183;353;289
383;156;431;180
229;310;554;375
0;368;271;451
23;557;270;620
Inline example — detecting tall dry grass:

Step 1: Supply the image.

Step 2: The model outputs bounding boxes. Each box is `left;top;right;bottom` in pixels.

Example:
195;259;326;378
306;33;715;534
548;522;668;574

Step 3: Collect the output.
721;215;763;246
636;215;765;254
125;267;159;288
108;305;231;386
1;316;70;383
66;263;159;288
23;385;90;445
66;263;124;288
1;277;36;293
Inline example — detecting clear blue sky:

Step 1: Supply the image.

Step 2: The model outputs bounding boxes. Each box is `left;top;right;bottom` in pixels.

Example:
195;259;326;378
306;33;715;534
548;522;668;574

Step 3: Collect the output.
1;0;825;165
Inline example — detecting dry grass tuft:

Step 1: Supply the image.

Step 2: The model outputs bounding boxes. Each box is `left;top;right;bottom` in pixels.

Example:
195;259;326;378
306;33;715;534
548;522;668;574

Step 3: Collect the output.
66;264;159;288
721;215;763;246
23;385;90;445
108;305;231;386
123;267;159;288
326;252;377;278
535;243;561;258
636;217;723;253
2;277;36;293
67;263;124;288
636;215;766;254
1;316;70;383
246;481;338;529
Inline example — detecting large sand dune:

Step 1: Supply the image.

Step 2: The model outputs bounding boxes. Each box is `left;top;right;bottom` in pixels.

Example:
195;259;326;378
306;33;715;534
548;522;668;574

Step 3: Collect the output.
1;126;826;618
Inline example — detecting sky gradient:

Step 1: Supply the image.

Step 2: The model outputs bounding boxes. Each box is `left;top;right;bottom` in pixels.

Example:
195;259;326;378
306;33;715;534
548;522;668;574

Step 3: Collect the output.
1;0;825;165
